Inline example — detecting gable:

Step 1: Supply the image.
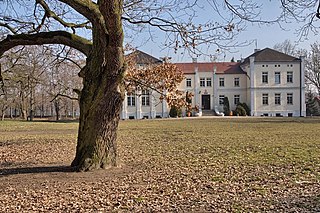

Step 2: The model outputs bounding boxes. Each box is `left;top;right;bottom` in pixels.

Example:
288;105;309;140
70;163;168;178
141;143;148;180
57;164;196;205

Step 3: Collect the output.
242;48;300;64
127;50;162;65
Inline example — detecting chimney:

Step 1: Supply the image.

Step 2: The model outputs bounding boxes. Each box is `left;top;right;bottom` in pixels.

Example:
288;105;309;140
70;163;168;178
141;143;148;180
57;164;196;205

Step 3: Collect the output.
160;56;172;63
254;49;260;53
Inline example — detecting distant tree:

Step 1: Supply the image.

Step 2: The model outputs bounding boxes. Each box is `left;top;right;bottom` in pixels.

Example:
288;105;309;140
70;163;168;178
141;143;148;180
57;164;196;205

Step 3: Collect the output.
306;91;320;116
273;39;297;56
0;46;51;120
305;42;320;95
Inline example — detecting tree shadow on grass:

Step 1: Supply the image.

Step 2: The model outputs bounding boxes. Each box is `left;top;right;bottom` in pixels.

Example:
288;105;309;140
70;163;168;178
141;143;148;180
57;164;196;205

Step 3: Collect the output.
0;165;77;176
273;195;320;212
28;119;79;124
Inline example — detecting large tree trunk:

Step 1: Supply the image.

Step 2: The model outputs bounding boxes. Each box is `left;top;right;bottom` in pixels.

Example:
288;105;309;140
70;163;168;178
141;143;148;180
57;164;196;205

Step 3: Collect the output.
71;0;125;171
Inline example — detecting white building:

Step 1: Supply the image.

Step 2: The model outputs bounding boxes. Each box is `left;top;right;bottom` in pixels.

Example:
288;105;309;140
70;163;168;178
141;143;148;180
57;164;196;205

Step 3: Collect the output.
121;48;306;119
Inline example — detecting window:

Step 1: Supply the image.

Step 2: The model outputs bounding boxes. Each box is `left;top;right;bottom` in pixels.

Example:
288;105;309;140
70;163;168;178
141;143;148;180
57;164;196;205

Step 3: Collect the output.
287;93;293;105
206;78;212;87
127;93;135;106
275;93;281;105
234;95;240;105
275;72;281;84
219;78;225;87
219;95;225;105
262;93;268;105
262;72;268;83
234;77;240;87
186;78;192;87
142;90;150;106
287;72;293;83
200;78;205;87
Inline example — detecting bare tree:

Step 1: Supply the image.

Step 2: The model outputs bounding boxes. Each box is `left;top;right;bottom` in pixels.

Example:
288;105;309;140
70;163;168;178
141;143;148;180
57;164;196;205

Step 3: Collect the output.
0;1;319;171
306;42;320;95
273;39;298;56
47;54;82;121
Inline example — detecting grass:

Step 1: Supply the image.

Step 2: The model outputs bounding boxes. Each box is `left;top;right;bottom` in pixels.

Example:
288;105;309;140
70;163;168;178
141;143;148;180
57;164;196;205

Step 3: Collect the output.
0;117;320;212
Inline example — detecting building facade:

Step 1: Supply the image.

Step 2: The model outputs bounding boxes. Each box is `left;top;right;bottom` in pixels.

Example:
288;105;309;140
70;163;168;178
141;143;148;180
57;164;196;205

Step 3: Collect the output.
121;48;306;119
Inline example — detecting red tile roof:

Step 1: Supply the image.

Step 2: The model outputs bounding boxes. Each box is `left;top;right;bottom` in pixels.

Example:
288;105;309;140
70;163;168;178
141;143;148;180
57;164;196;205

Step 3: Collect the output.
175;62;245;74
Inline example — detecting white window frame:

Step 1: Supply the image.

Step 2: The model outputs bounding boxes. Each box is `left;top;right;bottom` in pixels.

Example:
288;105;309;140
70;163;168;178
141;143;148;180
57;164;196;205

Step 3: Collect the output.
287;93;293;105
219;95;225;105
275;93;281;105
234;77;240;87
262;93;268;105
206;78;212;87
275;72;281;84
219;78;225;87
262;72;268;83
287;71;293;83
200;78;205;87
141;90;150;106
234;95;240;105
186;78;192;87
127;93;135;106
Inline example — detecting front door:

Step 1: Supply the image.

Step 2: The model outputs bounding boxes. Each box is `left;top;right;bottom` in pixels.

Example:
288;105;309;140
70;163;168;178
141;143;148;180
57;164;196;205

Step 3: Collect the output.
202;95;210;110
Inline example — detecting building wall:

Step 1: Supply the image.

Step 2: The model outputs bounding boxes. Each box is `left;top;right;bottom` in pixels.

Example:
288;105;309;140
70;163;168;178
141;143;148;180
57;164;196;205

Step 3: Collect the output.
244;59;305;117
215;73;248;112
121;56;306;119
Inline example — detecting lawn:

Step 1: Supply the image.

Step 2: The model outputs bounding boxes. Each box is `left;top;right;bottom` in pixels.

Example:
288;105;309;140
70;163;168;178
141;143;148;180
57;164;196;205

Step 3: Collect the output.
0;117;320;212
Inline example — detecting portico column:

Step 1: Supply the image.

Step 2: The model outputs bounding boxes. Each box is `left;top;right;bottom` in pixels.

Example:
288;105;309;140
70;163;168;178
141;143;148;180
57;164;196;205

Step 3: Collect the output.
249;56;255;116
150;90;156;119
213;66;217;111
136;89;142;119
300;56;306;117
194;66;200;108
121;92;128;119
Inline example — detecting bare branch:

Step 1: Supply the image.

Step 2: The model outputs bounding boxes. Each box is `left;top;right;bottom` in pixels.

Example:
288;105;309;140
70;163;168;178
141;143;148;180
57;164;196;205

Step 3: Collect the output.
50;93;78;102
57;0;107;33
0;31;92;57
36;0;92;32
0;21;17;34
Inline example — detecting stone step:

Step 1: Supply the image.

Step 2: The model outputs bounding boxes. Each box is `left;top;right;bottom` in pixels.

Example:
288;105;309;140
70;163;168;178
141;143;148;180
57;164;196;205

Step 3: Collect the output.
201;110;216;116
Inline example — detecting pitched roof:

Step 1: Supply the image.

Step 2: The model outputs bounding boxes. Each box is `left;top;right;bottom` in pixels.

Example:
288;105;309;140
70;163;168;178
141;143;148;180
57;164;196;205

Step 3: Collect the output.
127;50;162;64
175;62;245;74
242;48;300;64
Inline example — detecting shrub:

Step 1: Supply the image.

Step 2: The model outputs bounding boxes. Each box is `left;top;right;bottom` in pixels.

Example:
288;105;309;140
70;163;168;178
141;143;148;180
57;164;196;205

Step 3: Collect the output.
237;102;250;116
169;106;182;117
235;105;246;116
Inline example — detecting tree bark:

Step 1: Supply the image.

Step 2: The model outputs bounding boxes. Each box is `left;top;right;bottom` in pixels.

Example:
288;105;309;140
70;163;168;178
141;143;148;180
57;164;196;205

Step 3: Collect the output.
71;0;125;171
54;100;60;121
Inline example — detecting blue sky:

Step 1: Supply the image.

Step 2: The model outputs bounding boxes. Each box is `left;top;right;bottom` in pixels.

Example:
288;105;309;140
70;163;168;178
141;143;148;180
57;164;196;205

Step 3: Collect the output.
1;1;318;62
129;1;319;62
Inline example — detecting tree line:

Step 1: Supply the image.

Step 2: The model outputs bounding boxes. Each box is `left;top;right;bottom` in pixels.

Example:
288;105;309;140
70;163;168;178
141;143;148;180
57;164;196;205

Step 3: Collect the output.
0;45;82;121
